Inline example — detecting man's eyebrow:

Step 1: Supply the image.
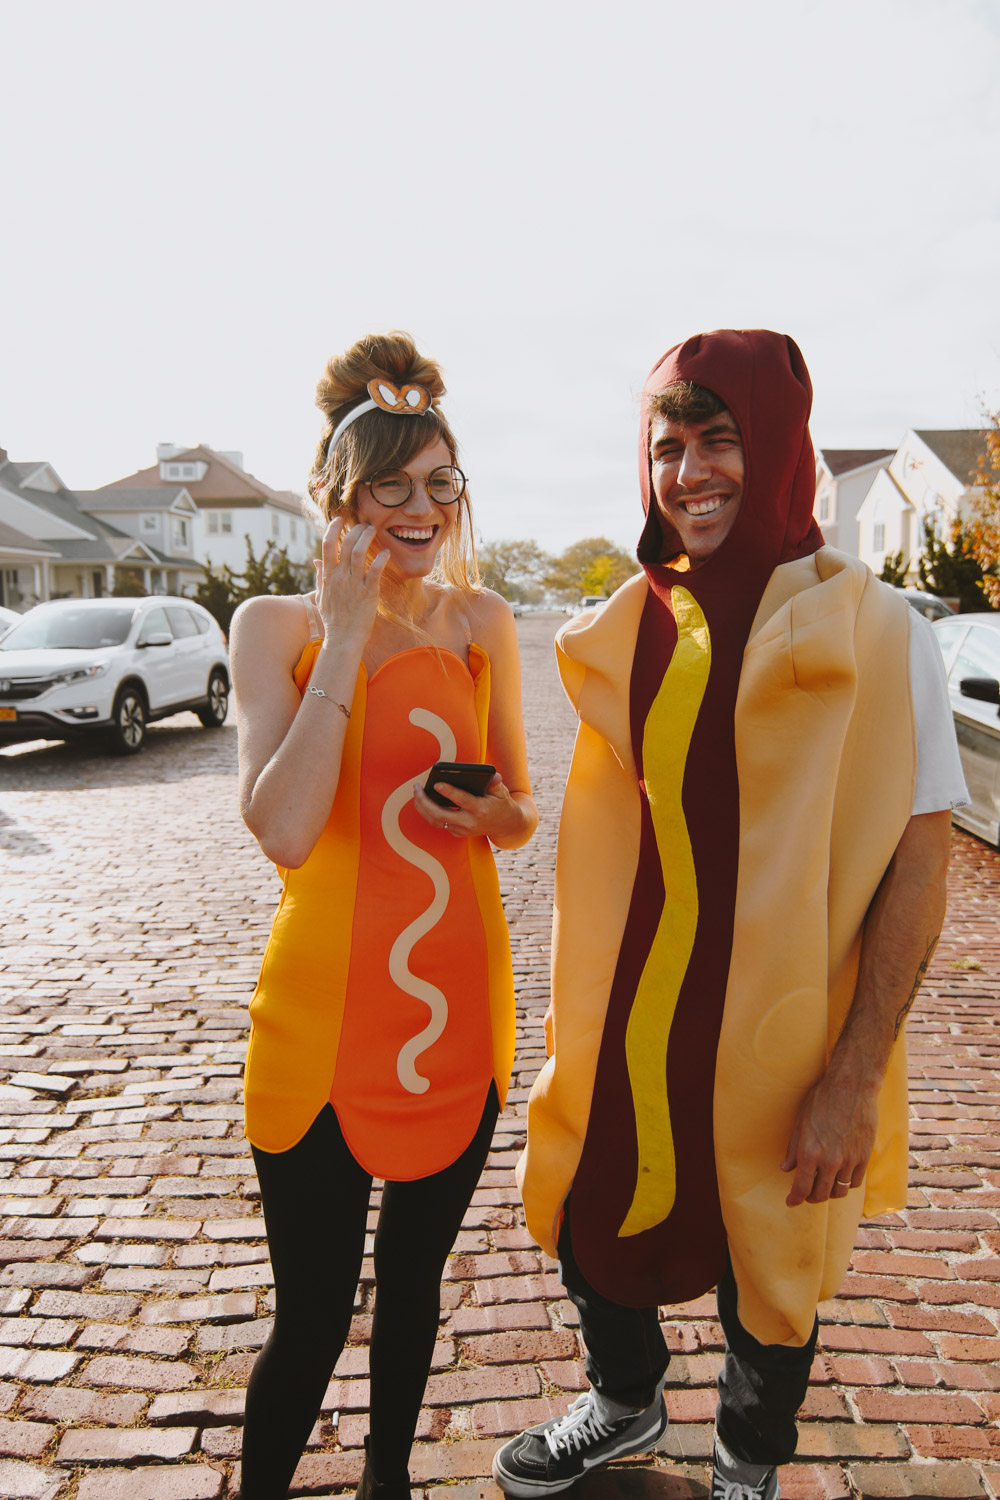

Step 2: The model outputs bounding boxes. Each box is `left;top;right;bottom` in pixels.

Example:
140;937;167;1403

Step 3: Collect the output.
698;419;740;438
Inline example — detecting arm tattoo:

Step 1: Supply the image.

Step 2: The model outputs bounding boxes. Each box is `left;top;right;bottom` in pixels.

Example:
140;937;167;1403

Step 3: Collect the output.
894;934;939;1039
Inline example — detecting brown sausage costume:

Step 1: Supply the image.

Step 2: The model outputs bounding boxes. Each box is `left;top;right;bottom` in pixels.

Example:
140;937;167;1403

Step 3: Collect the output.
517;330;915;1345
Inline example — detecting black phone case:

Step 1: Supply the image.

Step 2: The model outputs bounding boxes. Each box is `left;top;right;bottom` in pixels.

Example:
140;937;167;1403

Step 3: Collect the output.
424;761;496;809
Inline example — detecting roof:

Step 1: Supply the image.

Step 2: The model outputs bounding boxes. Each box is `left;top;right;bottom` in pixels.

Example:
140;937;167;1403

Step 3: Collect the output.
0;458;149;562
914;430;995;486
75;487;195;514
98;445;306;516
819;448;894;477
0;521;60;558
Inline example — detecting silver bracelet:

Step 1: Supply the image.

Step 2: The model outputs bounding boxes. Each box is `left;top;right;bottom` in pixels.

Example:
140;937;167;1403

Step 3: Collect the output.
307;684;351;719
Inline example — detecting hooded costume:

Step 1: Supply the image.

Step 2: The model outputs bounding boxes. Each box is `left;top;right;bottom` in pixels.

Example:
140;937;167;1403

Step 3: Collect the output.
517;330;915;1346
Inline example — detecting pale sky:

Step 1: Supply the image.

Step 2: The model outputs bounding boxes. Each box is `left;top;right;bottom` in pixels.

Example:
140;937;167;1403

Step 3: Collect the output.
3;0;999;553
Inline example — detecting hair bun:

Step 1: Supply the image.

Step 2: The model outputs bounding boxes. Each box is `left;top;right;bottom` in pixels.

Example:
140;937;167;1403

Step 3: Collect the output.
316;331;446;420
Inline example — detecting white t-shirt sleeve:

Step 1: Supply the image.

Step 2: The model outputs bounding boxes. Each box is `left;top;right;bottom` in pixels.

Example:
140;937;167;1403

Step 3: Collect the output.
910;612;970;816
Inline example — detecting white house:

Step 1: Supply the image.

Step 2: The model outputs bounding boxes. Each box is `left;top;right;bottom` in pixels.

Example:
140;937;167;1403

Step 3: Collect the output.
813;449;893;556
856;430;990;579
95;445;318;573
0;452;194;605
75;487;202;595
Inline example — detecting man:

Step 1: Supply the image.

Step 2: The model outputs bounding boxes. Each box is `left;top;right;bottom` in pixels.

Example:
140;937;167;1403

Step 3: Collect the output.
493;330;966;1500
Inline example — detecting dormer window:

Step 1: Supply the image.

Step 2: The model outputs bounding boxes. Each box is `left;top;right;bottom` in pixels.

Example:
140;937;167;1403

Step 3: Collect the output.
159;461;207;482
141;514;158;532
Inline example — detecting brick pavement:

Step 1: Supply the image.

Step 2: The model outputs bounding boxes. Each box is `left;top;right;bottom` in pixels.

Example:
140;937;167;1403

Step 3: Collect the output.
0;609;997;1500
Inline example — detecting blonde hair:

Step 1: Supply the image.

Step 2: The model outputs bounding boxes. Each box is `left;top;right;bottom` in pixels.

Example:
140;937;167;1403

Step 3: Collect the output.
309;332;480;606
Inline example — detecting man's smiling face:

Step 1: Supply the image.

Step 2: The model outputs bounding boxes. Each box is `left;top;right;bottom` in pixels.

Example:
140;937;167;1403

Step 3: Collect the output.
649;408;745;567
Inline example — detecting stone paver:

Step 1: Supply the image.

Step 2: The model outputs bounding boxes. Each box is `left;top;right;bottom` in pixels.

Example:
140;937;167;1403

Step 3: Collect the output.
0;611;998;1499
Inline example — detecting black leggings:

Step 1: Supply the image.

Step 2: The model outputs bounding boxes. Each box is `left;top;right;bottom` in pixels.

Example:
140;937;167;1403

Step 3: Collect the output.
241;1088;499;1498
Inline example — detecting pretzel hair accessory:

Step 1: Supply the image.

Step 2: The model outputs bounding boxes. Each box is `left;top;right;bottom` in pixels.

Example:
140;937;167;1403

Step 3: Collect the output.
327;379;433;462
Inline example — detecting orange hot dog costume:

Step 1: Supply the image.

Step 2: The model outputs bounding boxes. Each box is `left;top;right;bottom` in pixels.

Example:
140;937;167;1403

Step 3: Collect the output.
517;331;915;1346
244;640;516;1179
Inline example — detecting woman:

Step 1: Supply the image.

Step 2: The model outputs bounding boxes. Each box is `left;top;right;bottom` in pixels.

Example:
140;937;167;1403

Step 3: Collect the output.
231;331;538;1500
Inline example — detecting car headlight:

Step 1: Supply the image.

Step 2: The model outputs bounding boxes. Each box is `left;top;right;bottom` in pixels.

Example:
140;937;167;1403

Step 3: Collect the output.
49;663;110;687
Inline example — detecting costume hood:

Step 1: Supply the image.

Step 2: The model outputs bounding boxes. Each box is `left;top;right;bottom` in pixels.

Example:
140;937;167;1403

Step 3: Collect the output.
637;328;823;589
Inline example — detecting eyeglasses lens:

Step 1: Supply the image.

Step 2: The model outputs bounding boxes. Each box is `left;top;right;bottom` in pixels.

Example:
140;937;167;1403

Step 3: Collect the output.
370;467;465;506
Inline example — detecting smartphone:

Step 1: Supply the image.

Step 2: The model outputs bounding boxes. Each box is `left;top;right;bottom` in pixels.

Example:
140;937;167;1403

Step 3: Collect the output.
423;761;496;809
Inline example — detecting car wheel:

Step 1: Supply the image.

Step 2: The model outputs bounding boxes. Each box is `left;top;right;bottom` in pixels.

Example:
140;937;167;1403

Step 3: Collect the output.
107;686;147;754
197;670;229;728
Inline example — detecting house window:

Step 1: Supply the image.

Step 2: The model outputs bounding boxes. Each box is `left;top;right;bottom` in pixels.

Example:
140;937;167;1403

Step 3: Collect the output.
141;514;158;532
220;511;232;534
873;522;885;551
92;571;105;598
818;493;829;522
272;512;281;538
291;518;299;543
207;513;220;535
174;518;189;548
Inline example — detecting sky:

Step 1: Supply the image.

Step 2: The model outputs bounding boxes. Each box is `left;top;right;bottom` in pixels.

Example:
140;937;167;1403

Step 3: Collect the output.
3;0;999;554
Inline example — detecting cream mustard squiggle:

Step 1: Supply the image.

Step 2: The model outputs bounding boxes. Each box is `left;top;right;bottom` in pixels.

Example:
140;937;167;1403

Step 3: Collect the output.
382;708;457;1095
619;586;710;1237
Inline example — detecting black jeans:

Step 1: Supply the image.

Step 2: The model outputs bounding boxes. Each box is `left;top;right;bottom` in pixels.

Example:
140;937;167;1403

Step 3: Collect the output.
241;1087;499;1498
557;1211;818;1466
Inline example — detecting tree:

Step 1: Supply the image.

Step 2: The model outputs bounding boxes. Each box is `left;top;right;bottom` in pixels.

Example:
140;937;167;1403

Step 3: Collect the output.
878;551;908;587
968;409;1000;608
193;539;314;633
111;569;148;597
545;537;639;603
917;517;996;614
478;539;552;604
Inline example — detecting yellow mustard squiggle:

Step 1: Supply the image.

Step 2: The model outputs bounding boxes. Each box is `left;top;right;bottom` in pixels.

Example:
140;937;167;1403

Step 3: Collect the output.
618;586;710;1238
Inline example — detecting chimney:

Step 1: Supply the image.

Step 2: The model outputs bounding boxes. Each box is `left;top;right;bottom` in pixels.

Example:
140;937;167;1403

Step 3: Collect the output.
157;443;183;461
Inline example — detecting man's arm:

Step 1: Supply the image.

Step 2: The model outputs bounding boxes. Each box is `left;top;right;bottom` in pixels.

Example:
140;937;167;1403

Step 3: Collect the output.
781;809;951;1207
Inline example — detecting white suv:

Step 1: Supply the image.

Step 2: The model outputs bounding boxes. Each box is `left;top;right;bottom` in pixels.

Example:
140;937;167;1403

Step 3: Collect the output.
0;597;230;754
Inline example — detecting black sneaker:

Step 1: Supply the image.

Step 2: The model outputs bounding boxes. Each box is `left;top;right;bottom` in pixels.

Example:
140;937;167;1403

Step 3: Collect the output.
710;1437;780;1499
492;1388;668;1497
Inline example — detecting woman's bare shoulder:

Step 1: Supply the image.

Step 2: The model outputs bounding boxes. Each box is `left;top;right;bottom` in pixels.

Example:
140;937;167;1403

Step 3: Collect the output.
464;586;515;635
232;593;310;640
230;595;312;679
458;588;518;666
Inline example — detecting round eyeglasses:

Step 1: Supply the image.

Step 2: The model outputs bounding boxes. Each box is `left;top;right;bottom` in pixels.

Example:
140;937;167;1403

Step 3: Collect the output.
366;465;466;508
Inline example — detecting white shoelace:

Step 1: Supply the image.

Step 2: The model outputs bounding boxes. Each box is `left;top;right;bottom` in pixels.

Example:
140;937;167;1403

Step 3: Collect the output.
716;1478;772;1500
544;1394;615;1457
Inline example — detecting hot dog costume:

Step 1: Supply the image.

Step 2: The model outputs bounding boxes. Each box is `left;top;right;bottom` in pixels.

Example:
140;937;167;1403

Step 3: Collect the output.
517;330;915;1347
245;620;516;1177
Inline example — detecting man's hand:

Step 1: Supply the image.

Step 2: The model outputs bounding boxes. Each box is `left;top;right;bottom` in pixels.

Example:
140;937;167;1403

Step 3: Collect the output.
780;809;950;1210
781;1068;878;1206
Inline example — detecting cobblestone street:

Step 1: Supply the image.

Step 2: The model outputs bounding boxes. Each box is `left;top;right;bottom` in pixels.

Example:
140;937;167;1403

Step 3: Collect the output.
0;609;998;1500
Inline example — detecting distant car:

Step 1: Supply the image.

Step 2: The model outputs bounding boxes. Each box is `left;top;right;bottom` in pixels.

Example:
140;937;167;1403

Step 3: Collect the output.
0;597;230;755
896;588;955;622
931;612;1000;846
576;595;608;614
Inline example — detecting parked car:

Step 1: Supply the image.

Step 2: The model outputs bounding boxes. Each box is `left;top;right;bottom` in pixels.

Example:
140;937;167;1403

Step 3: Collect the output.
896;588;955;622
0;605;23;637
931;612;1000;846
0;597;230;755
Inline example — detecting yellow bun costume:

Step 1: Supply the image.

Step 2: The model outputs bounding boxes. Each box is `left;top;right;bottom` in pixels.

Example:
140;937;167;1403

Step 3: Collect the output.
517;331;915;1345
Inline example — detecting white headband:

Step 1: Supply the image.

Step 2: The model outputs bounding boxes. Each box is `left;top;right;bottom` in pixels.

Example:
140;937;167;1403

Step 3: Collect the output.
326;379;434;464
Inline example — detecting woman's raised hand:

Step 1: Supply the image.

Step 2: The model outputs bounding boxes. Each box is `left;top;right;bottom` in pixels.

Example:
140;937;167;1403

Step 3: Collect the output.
314;517;390;645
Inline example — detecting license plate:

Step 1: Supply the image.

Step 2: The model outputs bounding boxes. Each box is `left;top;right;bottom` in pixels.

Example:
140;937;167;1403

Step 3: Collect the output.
0;707;16;721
